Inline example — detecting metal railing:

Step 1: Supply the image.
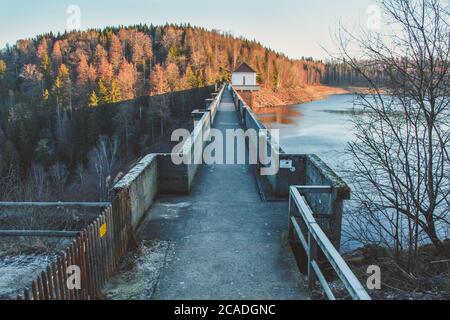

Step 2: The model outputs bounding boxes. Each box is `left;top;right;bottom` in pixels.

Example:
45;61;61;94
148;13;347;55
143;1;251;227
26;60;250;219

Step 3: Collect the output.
289;186;371;300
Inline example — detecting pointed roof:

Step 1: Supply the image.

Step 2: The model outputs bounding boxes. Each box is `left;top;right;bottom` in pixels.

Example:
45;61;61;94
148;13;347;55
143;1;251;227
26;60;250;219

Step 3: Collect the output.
233;62;256;73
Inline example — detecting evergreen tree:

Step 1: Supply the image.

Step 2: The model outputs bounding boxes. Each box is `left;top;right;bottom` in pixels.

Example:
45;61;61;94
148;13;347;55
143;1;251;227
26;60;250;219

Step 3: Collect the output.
117;60;137;100
76;51;89;96
186;66;200;88
0;59;6;79
37;39;52;88
150;64;170;95
109;80;121;103
88;91;99;108
53;64;71;113
109;34;123;72
42;89;49;102
97;79;109;104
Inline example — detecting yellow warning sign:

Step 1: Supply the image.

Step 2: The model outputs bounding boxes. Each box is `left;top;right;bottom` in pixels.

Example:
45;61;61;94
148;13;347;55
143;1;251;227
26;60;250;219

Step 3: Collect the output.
99;223;107;238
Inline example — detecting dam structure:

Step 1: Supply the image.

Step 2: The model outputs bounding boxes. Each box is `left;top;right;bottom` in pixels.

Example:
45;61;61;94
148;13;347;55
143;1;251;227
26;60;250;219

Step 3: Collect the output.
6;83;370;300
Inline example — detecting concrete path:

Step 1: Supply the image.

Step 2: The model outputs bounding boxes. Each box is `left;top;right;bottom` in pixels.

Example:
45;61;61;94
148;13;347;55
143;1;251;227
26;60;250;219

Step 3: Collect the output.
138;88;309;300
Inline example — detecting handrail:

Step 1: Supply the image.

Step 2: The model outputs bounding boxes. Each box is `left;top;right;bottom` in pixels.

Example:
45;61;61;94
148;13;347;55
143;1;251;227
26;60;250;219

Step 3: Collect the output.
0;202;110;207
229;83;247;106
289;186;371;300
0;230;80;238
180;83;225;156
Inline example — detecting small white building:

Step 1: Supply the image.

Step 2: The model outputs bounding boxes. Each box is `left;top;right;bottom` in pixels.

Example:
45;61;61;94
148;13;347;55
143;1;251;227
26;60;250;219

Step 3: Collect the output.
231;62;260;91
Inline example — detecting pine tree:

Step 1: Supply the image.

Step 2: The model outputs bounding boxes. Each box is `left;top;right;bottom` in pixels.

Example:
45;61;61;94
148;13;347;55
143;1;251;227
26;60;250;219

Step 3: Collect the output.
109;80;121;103
117;60;137;100
109;34;123;72
42;89;49;101
88;64;97;90
97;79;109;104
186;66;200;88
53;64;71;113
76;51;89;96
37;39;52;88
166;62;180;91
51;40;63;69
93;44;108;66
150;64;170;95
88;91;99;108
98;57;113;83
0;59;6;79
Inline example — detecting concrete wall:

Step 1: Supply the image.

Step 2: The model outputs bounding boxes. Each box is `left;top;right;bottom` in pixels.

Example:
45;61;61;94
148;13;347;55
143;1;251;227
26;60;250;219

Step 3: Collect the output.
156;113;212;194
111;81;222;229
155;84;225;195
113;154;158;231
157;154;189;194
234;90;282;180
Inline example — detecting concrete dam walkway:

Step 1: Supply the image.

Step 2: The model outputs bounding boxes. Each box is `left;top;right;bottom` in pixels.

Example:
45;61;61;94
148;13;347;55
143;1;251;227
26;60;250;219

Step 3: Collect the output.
138;89;308;300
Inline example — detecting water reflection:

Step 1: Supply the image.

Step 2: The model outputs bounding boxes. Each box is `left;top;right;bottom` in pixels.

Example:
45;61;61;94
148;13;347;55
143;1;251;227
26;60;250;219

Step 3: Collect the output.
254;94;364;252
255;94;358;160
253;105;303;125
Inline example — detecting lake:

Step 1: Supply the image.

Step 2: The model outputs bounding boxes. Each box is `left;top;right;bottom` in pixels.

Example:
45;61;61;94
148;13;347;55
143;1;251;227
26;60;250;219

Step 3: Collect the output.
256;94;449;252
255;94;364;251
254;94;358;172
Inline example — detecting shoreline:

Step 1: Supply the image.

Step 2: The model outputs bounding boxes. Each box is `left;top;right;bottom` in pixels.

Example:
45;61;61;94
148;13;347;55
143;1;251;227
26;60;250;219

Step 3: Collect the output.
252;85;382;109
253;85;350;109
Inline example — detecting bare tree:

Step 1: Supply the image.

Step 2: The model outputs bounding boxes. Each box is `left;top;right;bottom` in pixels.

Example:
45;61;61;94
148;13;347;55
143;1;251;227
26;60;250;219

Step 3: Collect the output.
25;164;49;200
0;167;21;201
114;107;134;157
50;162;69;196
76;163;85;187
90;135;120;200
335;0;449;272
149;94;170;138
158;94;170;137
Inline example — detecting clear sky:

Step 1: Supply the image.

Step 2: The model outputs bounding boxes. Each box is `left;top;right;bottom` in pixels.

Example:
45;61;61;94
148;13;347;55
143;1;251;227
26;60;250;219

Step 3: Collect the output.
0;0;377;60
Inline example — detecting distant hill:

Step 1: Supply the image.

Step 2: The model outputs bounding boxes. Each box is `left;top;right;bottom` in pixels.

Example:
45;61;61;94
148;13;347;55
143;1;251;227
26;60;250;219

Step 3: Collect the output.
0;24;325;109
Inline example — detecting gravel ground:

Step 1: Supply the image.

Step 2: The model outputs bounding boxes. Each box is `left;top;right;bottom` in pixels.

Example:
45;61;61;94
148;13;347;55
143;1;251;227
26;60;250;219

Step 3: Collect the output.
0;254;54;299
0;237;71;300
104;240;175;300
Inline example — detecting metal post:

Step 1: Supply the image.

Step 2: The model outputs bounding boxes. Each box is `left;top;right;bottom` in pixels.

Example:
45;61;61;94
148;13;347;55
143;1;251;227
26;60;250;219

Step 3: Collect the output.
308;232;317;290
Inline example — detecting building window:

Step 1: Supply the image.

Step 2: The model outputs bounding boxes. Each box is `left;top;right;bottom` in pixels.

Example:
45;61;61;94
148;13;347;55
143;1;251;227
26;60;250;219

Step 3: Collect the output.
243;76;246;85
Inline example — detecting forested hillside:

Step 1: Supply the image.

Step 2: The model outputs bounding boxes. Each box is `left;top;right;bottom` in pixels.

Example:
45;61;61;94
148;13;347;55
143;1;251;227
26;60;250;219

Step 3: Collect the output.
323;60;389;87
0;24;325;107
0;24;325;201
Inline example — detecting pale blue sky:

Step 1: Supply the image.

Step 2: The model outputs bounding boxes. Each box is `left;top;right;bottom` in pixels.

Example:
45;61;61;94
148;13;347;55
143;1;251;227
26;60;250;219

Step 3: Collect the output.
0;0;376;60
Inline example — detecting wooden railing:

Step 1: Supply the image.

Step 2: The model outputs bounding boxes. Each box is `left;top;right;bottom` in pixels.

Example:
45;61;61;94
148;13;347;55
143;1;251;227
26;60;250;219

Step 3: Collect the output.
16;185;132;300
289;186;371;300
